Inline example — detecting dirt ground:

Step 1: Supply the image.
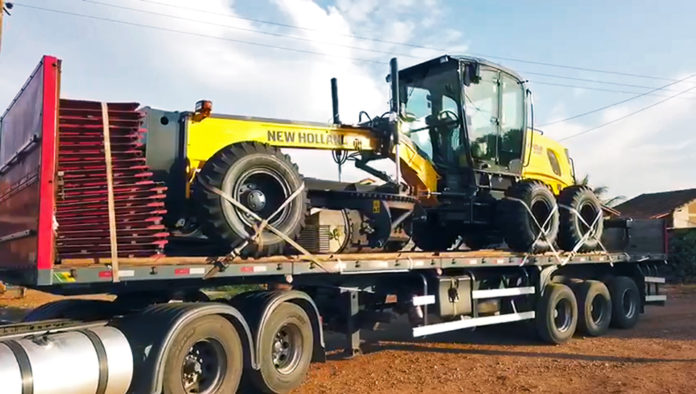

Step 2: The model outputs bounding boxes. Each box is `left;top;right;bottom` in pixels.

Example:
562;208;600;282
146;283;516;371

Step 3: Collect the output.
297;285;696;394
1;286;694;393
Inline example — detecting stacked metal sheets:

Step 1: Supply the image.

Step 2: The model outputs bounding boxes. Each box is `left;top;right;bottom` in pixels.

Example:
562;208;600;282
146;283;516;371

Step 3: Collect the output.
55;99;168;258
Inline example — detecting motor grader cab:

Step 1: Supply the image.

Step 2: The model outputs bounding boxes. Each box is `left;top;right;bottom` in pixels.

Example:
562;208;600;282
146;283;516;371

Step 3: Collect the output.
392;56;585;251
141;55;604;257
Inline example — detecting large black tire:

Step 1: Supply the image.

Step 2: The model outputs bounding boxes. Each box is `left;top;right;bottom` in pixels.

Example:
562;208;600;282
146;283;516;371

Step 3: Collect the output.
557;186;604;252
500;181;559;253
162;315;243;394
251;303;313;393
608;276;641;329
462;233;502;250
193;143;308;256
536;283;578;344
410;218;458;251
572;280;612;336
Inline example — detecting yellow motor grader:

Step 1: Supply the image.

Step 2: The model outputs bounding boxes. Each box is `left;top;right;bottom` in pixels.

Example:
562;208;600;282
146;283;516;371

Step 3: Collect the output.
142;55;604;256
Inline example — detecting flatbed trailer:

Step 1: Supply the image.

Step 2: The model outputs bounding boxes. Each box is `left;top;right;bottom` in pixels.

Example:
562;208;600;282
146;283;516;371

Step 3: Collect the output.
0;57;669;393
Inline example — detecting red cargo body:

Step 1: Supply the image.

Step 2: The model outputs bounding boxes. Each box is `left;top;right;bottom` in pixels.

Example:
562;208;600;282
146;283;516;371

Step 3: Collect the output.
0;56;167;286
0;56;59;284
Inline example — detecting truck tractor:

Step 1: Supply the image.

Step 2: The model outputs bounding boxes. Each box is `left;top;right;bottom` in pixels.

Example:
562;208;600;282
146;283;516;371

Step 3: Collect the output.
142;55;604;256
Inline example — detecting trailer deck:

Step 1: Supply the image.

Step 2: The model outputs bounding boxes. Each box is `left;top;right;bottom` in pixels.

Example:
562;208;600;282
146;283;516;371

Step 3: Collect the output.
47;250;666;286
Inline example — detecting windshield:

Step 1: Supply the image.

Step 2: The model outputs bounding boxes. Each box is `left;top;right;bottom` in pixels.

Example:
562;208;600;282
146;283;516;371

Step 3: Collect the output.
464;68;525;168
399;63;463;167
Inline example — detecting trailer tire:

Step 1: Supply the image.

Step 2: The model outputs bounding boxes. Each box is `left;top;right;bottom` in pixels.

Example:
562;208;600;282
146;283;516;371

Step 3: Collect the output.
536;283;577;344
500;181;559;253
162;315;243;394
251;302;313;393
557;186;604;252
193;142;308;257
573;280;612;336
608;276;640;329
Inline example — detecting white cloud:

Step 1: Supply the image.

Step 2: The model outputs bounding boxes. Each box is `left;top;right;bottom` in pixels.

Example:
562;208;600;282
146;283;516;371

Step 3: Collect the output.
545;77;696;199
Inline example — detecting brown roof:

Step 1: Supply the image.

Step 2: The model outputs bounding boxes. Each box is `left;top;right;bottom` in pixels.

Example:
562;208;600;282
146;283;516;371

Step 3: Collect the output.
614;188;696;219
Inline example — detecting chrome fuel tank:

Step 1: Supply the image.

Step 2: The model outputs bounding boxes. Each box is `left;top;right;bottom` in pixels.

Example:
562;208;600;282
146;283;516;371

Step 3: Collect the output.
0;326;132;394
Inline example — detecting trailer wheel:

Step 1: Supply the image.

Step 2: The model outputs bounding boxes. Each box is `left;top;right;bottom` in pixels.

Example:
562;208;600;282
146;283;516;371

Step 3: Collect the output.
557;186;604;252
608;276;640;329
162;315;243;394
252;302;313;393
193;142;308;256
536;283;577;344
500;181;559;253
573;280;612;336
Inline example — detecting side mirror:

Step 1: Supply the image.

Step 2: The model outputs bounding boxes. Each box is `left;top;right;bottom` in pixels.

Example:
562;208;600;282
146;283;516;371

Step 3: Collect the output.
462;63;481;86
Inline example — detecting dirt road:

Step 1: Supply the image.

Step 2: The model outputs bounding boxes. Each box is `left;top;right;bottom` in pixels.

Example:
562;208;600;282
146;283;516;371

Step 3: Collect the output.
296;286;696;393
1;287;694;393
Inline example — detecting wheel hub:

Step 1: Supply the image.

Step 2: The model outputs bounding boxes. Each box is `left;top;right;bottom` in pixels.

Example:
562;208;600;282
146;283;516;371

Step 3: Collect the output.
181;339;225;394
271;324;302;375
246;189;267;212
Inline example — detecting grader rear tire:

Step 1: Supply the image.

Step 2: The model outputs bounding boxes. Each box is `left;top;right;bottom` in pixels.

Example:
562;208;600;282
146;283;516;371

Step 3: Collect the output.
500;181;559;253
557;186;604;252
193;143;308;256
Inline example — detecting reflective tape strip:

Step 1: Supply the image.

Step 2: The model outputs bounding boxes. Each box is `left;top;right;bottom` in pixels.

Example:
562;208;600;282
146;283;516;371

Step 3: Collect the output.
645;295;667;302
472;287;535;299
644;276;665;284
413;311;535;337
412;295;435;306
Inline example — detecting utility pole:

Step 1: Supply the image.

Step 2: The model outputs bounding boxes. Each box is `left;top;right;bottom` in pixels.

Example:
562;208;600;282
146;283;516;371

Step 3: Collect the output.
0;1;12;54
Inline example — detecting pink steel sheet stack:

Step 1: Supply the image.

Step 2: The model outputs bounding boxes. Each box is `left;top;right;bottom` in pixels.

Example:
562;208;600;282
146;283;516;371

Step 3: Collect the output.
55;99;168;259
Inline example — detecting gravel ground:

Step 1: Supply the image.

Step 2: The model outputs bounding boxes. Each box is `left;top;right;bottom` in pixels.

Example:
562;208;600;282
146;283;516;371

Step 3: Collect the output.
296;286;696;393
1;286;694;393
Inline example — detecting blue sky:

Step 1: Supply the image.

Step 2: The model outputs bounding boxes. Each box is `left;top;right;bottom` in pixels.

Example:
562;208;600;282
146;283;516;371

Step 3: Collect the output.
1;0;695;199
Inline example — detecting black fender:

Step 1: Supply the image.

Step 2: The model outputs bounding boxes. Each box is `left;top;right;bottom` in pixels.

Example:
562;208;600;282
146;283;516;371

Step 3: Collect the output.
112;302;255;394
230;290;326;365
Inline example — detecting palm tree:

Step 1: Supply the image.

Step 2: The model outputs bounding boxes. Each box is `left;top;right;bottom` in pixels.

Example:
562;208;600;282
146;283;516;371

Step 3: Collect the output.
577;174;625;207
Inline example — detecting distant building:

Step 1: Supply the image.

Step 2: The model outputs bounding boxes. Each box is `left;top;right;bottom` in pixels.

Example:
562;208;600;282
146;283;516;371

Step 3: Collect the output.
614;188;696;229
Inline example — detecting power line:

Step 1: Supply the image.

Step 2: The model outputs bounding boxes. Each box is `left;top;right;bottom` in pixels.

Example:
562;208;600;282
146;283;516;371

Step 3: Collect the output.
133;0;677;82
81;0;423;60
559;84;696;141
523;70;695;92
81;0;696;95
532;80;696;100
540;73;696;127
15;1;696;112
12;3;385;64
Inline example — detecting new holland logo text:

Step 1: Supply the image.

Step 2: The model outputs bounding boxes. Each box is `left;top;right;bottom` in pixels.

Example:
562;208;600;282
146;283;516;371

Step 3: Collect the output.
267;130;345;145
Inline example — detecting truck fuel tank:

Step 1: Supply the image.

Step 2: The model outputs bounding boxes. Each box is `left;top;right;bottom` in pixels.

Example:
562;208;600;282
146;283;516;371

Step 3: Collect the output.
0;326;133;394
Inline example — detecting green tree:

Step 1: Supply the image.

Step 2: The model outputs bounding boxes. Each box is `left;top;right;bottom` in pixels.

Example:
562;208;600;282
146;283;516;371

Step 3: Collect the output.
577;174;625;207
